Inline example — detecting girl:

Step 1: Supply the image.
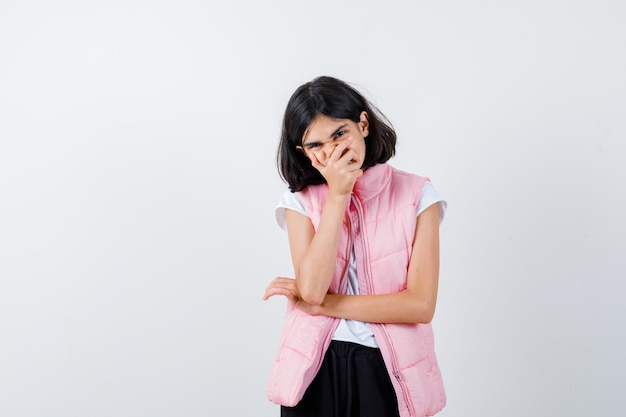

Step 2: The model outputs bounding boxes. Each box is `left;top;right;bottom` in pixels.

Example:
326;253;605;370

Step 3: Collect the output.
264;76;447;417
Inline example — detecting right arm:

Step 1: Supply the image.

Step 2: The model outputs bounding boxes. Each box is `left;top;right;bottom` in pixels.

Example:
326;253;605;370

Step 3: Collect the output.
265;137;362;306
284;192;349;305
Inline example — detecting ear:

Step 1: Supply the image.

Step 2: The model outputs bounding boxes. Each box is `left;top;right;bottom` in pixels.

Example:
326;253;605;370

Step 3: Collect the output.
359;111;369;138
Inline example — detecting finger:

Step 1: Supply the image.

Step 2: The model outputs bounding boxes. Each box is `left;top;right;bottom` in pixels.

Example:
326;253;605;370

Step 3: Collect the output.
264;278;297;298
263;277;293;300
266;281;296;294
264;286;298;303
267;276;295;285
336;151;363;173
309;153;324;171
264;286;288;298
328;137;353;162
338;148;360;166
270;277;296;286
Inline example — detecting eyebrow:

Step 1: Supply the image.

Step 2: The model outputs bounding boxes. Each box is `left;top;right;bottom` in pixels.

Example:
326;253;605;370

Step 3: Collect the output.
303;124;349;146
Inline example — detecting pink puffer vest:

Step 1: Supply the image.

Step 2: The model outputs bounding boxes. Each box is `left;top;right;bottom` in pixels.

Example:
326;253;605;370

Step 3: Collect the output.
267;163;446;417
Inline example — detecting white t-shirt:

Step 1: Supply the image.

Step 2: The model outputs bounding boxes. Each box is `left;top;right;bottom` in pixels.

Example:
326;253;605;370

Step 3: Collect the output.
275;181;447;348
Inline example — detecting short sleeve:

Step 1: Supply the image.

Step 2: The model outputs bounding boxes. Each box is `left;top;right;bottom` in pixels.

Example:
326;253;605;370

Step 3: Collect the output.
275;190;309;230
416;182;447;224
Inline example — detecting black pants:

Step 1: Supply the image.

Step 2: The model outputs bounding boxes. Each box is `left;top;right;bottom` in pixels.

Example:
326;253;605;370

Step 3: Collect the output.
281;340;400;417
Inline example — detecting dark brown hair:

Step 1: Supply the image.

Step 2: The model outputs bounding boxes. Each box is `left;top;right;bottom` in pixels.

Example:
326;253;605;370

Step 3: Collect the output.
277;76;397;192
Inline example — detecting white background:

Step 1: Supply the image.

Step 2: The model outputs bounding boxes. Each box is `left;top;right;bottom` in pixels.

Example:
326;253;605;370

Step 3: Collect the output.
1;1;625;416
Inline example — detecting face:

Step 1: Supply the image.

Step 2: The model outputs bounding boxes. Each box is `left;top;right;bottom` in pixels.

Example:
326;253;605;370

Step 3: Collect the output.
299;111;369;168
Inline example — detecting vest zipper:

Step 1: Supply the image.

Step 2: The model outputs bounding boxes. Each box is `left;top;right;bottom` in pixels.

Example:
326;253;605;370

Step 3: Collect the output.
351;196;416;417
321;207;352;343
343;209;353;295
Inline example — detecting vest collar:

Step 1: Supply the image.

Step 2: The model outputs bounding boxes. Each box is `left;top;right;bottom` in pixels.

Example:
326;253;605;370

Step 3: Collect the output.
352;163;392;202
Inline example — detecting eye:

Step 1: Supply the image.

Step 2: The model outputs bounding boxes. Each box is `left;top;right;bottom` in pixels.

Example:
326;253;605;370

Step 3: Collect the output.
335;130;346;138
304;143;321;150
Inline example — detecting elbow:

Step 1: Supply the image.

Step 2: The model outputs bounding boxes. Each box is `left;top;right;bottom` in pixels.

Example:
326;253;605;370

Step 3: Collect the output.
406;310;434;324
417;309;435;324
296;278;326;306
406;299;436;324
295;270;330;306
300;290;325;306
402;288;438;324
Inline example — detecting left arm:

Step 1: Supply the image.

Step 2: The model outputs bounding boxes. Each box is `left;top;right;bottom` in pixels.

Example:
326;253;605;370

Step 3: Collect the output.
264;203;441;324
315;202;441;324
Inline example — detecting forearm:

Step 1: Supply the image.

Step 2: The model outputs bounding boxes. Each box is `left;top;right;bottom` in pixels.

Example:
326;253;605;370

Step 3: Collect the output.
294;193;349;305
315;291;437;324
